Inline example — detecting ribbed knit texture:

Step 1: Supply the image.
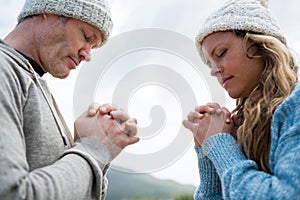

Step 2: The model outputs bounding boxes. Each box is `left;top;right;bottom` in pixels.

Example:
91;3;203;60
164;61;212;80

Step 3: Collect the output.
194;82;300;199
195;0;285;63
18;0;113;43
194;146;222;200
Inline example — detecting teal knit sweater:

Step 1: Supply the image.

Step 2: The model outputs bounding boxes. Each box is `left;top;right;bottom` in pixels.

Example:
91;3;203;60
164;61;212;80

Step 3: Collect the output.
194;82;300;199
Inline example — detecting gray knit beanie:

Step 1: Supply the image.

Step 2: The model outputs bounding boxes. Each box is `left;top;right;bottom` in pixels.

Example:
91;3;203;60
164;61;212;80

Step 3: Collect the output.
196;0;286;62
18;0;113;44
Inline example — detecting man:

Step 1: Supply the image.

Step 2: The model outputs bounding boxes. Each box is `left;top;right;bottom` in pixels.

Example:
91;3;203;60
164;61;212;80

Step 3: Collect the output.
0;0;139;199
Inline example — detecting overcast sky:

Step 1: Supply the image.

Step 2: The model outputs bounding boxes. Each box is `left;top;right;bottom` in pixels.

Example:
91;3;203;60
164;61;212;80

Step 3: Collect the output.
1;0;299;186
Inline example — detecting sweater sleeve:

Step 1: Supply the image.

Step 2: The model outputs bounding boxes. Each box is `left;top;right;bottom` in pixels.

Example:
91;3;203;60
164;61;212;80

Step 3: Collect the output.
62;137;112;199
194;146;222;200
0;109;111;200
202;86;300;199
0;51;111;200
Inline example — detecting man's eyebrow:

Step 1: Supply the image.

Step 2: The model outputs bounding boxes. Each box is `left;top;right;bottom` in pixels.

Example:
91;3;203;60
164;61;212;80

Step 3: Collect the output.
93;34;103;48
85;30;103;48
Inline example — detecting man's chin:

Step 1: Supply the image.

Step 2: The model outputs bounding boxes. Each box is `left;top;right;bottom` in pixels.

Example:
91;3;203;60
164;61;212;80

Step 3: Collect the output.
52;70;70;79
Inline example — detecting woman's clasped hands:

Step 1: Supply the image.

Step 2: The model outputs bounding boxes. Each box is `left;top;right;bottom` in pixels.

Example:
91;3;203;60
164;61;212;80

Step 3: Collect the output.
183;103;239;146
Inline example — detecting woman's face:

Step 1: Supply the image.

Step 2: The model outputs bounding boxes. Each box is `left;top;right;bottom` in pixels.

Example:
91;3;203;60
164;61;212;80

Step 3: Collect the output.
201;31;264;98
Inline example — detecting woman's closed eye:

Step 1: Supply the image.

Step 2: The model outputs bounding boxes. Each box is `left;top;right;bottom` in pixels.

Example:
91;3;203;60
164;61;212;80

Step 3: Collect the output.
217;49;227;58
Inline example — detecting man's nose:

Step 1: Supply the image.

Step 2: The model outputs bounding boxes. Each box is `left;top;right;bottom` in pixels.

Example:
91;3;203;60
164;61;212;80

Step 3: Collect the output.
79;46;92;62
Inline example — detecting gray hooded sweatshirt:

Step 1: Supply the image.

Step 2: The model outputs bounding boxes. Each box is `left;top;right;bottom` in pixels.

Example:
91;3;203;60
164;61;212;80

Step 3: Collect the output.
0;40;112;200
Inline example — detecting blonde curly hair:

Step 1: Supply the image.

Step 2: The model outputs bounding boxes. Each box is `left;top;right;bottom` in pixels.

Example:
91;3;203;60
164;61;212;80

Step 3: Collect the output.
233;31;298;173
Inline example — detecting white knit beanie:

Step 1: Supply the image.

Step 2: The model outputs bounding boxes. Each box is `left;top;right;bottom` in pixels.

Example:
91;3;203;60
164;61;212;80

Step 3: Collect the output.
18;0;113;44
196;0;286;61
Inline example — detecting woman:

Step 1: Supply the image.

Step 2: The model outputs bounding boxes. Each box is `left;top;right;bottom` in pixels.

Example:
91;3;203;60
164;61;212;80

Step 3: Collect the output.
183;0;300;199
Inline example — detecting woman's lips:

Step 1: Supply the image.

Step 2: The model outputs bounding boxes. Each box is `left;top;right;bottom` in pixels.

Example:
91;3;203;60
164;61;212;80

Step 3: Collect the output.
222;76;233;87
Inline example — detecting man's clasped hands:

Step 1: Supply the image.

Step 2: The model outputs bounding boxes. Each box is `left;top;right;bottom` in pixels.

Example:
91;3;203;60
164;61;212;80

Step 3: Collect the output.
74;103;139;160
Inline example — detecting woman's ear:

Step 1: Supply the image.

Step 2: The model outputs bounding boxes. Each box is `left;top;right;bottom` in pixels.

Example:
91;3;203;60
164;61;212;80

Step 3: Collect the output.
246;42;260;58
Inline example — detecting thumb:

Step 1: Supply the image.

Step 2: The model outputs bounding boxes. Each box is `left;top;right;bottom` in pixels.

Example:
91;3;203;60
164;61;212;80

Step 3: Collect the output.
231;114;240;126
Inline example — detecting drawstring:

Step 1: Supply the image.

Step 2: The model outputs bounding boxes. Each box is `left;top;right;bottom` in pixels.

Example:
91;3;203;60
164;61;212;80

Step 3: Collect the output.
30;70;69;146
0;46;71;147
51;95;74;146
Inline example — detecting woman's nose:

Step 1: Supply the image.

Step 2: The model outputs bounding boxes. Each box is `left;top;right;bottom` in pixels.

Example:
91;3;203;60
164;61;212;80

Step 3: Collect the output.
210;62;223;76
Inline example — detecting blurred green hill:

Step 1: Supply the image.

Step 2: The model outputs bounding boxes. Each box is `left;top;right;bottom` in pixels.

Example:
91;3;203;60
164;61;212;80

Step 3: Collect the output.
106;169;195;200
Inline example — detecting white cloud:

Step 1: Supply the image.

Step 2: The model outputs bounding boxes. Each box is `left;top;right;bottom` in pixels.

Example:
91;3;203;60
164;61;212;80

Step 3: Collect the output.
0;0;24;37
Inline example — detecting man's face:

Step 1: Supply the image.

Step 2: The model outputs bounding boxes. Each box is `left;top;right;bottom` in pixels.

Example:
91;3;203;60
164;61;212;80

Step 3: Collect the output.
35;14;103;78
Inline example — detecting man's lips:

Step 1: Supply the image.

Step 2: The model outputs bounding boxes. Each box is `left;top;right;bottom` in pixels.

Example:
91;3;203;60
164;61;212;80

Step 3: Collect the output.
69;56;79;69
